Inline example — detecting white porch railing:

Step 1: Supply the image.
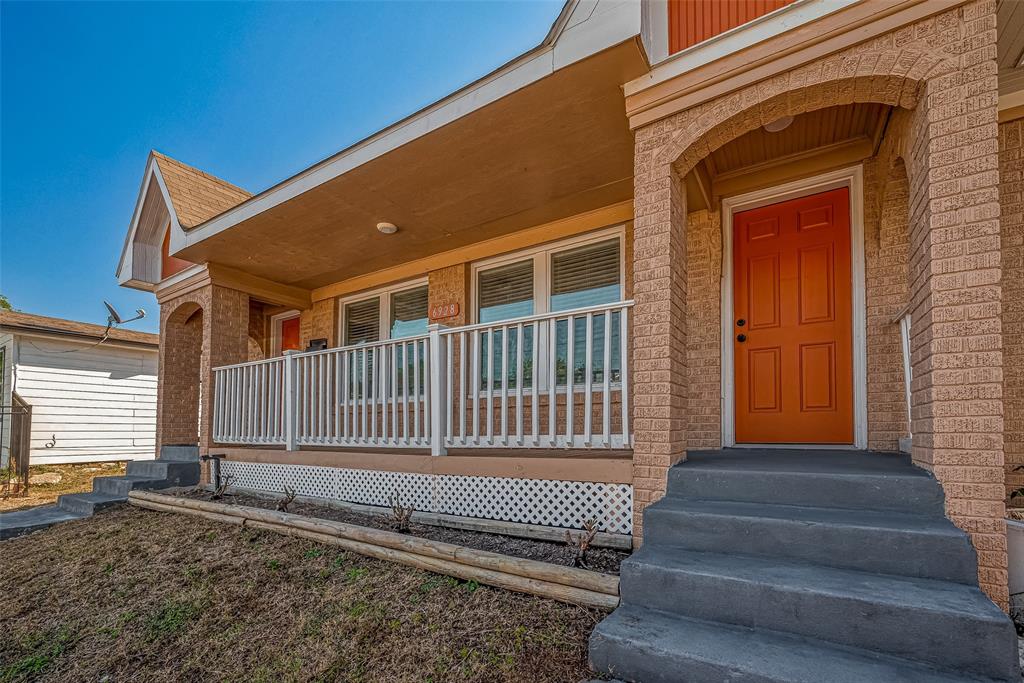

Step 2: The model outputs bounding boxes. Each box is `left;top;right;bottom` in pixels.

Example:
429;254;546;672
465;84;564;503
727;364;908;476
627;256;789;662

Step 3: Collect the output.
213;301;634;453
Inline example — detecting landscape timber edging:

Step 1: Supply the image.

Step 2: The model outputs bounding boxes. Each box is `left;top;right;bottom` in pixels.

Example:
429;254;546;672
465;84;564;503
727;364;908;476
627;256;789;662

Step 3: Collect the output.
127;490;620;610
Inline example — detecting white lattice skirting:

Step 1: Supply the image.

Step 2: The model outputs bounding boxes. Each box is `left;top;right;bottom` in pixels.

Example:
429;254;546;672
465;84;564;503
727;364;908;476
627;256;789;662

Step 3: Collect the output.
218;460;633;535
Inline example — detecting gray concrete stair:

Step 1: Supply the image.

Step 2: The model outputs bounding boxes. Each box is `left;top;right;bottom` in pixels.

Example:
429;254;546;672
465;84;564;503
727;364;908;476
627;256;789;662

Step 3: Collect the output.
0;445;200;540
643;497;978;583
591;605;1007;683
589;450;1019;682
619;546;1016;680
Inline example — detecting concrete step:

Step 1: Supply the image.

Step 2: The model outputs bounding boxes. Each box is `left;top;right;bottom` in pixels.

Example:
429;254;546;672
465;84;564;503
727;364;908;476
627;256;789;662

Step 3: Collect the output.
126;459;199;486
642;497;978;583
159;445;199;462
620;546;1018;680
57;492;125;516
589;605;1012;683
669;450;945;513
0;505;83;540
92;475;166;497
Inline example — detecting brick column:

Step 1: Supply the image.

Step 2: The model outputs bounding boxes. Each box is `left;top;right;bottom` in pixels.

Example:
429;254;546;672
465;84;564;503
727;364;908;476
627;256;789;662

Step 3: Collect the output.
905;3;1007;606
200;286;250;456
631;156;688;543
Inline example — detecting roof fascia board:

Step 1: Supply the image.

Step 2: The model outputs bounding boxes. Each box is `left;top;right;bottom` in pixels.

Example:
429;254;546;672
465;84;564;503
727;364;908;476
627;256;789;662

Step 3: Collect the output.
177;0;641;253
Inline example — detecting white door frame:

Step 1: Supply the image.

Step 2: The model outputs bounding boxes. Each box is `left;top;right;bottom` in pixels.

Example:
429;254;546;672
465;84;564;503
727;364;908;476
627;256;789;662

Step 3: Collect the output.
720;165;868;449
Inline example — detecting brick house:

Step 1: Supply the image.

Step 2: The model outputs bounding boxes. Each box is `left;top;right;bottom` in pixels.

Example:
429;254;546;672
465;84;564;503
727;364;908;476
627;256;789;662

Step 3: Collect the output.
117;1;1024;678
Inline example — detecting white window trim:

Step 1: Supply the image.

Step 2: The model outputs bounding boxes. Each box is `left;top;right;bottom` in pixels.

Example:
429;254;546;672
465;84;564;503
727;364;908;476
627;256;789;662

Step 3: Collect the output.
269;310;301;356
469;224;626;324
336;277;429;345
720;165;867;450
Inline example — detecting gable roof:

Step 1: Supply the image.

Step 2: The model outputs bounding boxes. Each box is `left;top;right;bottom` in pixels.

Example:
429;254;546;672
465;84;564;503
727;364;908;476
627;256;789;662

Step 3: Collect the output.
0;310;158;347
151;151;252;229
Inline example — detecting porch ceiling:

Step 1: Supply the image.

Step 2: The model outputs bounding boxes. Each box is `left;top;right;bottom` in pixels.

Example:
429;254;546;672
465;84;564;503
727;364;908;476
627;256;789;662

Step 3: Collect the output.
177;41;648;290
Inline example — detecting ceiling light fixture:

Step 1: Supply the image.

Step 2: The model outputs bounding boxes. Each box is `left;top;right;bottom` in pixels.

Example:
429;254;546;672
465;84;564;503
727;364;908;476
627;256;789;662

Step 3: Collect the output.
376;222;398;235
764;115;794;133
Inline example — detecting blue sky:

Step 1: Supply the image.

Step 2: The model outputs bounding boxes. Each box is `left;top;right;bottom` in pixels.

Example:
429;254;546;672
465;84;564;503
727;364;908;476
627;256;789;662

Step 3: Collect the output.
0;0;563;333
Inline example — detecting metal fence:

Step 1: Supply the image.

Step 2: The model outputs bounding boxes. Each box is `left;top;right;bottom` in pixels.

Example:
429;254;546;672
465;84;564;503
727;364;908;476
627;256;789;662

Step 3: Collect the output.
1;393;32;497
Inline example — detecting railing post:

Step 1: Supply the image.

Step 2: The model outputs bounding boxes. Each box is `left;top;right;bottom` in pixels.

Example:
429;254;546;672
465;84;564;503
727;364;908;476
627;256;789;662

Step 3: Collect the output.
428;324;448;456
283;350;299;451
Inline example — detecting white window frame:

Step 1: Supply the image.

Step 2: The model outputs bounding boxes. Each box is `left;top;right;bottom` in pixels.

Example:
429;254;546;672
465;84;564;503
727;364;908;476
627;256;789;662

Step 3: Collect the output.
269;310;301;356
469;225;626;324
336;277;430;345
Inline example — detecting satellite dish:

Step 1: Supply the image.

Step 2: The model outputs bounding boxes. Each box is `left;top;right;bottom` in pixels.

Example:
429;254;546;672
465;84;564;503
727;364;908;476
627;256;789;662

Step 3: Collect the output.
104;301;123;325
103;301;146;328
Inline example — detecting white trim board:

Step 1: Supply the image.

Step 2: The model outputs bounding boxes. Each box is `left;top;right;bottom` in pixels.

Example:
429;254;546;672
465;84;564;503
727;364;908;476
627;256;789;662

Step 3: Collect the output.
719;165;868;449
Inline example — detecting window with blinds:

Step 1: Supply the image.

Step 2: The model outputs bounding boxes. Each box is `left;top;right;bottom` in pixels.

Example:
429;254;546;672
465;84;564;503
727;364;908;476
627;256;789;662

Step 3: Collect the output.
550;238;621;312
390;285;429;339
344;297;381;345
477;260;534;323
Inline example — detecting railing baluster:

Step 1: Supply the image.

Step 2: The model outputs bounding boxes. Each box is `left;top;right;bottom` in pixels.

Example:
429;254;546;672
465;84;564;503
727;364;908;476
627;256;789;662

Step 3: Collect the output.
472;330;480;446
548;318;556;448
402;342;410;444
515;323;523;446
602;310;612;448
531;321;539;446
566;314;575;447
584;312;593;448
459;331;467;443
413;339;421;442
620;305;630;447
500;325;508;446
486;328;494;446
391;343;398;444
446;333;453;446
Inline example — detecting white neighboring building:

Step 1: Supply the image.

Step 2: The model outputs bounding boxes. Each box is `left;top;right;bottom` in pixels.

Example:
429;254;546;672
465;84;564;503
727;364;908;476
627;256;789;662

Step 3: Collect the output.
0;311;158;465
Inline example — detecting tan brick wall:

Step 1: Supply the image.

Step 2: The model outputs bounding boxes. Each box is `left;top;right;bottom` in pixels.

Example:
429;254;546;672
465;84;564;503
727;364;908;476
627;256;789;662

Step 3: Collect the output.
1002;117;1024;501
632;1;1007;604
428;264;470;326
300;298;337;349
685;209;723;450
248;300;268;361
631;160;689;542
157;284;250;481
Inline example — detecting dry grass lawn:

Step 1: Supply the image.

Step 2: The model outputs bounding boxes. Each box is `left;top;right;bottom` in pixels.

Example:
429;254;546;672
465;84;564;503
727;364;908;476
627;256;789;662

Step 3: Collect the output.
0;505;605;682
0;463;126;512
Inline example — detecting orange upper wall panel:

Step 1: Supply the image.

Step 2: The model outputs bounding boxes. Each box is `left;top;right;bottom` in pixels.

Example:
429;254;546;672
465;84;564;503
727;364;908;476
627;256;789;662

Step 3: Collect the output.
668;0;796;54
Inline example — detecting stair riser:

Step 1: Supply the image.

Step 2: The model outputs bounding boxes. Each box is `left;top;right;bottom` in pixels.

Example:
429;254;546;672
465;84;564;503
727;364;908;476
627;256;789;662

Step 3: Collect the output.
590;630;785;683
92;477;163;496
642;508;978;584
159;445;200;462
667;470;945;513
621;563;1016;680
126;461;199;486
57;495;121;516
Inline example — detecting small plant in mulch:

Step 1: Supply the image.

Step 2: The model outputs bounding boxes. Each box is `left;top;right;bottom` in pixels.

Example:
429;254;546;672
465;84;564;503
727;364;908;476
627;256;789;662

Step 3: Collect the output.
276;485;297;512
564;519;598;569
390;492;414;533
211;474;234;500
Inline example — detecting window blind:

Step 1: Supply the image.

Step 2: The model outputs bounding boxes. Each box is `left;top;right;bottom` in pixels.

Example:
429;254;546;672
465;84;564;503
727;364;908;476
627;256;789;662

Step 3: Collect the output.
390;285;429;339
550;239;621;311
345;297;380;345
478;260;534;323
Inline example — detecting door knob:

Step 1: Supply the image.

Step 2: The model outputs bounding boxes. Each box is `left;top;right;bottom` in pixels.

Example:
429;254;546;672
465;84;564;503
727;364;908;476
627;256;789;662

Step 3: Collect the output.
737;334;747;343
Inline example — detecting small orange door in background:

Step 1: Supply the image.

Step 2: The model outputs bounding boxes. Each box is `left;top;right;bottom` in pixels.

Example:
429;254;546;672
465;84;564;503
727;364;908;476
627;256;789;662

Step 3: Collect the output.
280;317;301;353
733;188;853;444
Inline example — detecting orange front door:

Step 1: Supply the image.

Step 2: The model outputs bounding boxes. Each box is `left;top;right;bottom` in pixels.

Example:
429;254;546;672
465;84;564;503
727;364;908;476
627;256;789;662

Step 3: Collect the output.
733;187;854;444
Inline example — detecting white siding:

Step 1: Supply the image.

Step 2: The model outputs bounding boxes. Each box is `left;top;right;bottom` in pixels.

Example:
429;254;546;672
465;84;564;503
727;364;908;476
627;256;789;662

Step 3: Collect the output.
0;332;14;467
12;335;157;464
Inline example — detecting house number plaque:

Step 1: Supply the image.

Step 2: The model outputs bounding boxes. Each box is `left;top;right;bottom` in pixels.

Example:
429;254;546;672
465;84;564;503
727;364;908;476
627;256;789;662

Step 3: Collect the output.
429;302;460;321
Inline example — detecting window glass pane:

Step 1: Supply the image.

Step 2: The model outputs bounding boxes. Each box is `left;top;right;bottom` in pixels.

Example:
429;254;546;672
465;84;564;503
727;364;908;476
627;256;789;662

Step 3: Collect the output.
478;260;534;323
554;312;621;386
550;239;621;312
345;297;380;345
390;286;428;339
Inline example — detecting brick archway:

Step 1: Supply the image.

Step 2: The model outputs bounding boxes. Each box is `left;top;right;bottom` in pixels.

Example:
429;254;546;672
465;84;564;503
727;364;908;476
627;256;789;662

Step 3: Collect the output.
158;301;205;450
630;7;1006;605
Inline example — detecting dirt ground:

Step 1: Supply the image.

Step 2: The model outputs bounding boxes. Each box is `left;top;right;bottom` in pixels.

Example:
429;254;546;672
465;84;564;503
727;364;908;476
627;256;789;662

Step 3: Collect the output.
0;505;607;682
182;489;629;574
0;462;126;512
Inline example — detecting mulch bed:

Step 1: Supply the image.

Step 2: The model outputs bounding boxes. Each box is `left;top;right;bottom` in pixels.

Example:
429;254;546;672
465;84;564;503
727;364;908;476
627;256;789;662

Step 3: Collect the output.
179;489;629;575
0;506;608;682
